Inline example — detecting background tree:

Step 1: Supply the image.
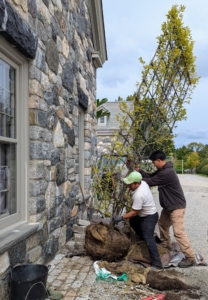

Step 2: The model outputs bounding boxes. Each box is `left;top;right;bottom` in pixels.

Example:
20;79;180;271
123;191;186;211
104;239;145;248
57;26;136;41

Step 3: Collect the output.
96;98;110;119
115;96;124;102
174;143;208;175
198;144;208;160
185;152;200;173
196;158;208;175
126;95;135;101
174;145;191;161
187;142;204;152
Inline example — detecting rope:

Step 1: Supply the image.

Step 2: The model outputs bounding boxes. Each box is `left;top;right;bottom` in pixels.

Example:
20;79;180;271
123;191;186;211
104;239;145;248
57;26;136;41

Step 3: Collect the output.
24;281;49;300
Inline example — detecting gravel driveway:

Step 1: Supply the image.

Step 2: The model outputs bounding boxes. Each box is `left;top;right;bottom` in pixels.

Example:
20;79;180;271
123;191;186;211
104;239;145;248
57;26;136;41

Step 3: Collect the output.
149;174;208;299
89;174;208;300
170;174;208;298
154;174;208;258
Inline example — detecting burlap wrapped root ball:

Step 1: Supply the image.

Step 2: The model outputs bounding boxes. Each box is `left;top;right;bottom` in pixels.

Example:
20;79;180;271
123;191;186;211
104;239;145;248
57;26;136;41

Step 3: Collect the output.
85;222;131;261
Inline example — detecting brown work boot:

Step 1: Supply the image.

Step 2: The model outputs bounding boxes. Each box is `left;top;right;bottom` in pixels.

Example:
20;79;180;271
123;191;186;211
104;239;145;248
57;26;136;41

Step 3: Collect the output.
178;258;196;268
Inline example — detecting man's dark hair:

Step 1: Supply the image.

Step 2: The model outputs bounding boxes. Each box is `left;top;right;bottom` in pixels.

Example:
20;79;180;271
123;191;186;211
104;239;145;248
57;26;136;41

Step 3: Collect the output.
149;150;166;161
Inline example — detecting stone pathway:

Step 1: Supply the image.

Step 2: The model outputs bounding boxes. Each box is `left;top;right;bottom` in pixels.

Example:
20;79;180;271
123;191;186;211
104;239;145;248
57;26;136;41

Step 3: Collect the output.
46;254;95;300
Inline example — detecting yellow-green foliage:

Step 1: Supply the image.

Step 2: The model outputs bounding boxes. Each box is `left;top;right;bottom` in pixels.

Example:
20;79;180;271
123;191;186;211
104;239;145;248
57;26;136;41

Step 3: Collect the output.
116;5;199;160
185;152;200;171
92;5;199;216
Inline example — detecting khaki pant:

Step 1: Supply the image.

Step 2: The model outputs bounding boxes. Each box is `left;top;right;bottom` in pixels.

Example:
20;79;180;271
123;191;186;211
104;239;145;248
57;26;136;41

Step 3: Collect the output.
158;208;195;260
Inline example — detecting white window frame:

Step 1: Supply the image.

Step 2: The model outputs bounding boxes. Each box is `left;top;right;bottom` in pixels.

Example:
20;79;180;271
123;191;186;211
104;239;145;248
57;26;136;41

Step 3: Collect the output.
78;108;85;193
98;115;106;126
0;36;29;231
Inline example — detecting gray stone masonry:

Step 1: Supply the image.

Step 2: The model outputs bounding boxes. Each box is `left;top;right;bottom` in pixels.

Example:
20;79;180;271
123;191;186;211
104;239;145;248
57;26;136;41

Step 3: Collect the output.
0;0;38;58
64;220;90;256
77;220;91;227
26;0;97;245
0;0;103;297
1;0;96;252
0;0;98;227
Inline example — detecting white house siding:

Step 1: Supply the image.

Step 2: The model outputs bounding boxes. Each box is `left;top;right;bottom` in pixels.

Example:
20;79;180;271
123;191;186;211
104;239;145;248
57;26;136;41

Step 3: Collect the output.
97;102;132;155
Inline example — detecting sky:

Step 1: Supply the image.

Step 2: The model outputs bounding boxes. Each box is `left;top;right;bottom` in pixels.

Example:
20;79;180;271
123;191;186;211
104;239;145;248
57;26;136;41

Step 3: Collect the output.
97;0;208;148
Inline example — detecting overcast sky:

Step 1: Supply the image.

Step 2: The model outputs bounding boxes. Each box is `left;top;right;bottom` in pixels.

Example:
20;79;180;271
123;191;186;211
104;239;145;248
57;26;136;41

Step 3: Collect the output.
97;0;208;148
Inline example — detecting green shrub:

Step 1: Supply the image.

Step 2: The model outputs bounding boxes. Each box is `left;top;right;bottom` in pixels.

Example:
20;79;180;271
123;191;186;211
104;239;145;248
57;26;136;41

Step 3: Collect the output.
201;165;208;175
196;158;208;173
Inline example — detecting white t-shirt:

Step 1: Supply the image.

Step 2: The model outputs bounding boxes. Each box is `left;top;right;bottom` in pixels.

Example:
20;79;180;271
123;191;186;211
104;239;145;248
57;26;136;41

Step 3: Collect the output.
131;181;157;217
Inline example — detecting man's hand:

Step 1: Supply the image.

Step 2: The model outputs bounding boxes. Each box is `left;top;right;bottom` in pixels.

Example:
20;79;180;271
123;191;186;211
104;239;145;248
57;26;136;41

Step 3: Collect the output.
112;215;123;224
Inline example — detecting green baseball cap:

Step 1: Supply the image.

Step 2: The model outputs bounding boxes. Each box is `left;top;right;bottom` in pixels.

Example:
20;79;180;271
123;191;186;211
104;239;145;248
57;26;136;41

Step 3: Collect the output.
122;171;142;184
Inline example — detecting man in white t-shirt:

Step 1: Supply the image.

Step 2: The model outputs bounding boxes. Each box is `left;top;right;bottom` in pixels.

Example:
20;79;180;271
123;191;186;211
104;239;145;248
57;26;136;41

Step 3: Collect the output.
113;171;163;270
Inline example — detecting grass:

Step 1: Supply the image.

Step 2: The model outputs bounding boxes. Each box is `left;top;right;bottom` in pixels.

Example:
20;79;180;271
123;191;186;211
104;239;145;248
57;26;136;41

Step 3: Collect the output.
198;173;208;178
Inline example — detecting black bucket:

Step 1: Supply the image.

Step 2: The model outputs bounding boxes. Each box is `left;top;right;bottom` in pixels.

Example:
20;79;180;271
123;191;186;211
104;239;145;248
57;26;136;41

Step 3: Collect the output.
10;264;50;300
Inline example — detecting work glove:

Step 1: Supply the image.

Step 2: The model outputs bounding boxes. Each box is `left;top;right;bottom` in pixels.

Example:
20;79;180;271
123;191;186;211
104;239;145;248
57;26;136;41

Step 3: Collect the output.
112;215;123;224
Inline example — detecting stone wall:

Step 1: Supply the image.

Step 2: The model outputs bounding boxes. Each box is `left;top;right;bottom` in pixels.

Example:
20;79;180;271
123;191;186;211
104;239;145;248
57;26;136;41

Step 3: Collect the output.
97;135;113;155
0;0;100;298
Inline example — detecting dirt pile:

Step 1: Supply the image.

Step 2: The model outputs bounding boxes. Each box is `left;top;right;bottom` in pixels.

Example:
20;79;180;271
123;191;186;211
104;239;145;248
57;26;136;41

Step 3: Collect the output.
147;272;190;290
126;241;169;263
97;261;201;299
147;271;200;299
85;223;131;261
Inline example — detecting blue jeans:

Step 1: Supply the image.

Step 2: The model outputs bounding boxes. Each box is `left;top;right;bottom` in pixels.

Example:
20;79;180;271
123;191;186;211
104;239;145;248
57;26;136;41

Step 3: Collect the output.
129;212;163;268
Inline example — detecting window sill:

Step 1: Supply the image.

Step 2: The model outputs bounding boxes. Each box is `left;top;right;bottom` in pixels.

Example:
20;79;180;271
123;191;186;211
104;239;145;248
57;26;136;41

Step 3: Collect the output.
0;222;40;255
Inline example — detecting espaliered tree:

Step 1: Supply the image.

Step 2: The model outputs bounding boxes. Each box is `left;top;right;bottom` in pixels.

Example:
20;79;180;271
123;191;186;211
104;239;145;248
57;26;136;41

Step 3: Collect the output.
116;5;199;161
92;5;199;217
